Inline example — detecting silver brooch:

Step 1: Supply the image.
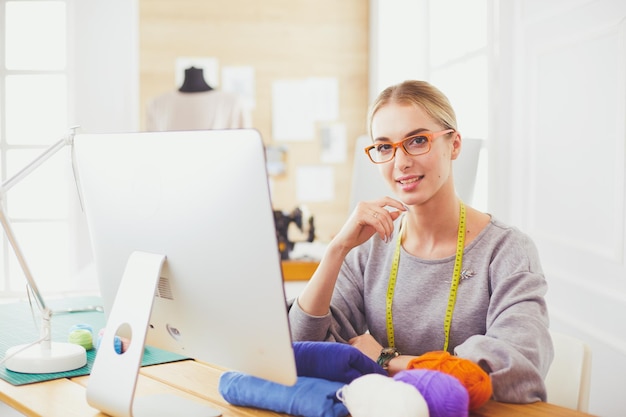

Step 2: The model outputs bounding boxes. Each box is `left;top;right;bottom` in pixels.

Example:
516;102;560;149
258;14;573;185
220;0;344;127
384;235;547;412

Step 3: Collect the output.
460;269;476;281
446;269;476;284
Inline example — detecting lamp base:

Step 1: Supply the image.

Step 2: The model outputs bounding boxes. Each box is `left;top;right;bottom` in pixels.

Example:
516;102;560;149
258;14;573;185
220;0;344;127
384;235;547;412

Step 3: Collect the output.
4;341;87;374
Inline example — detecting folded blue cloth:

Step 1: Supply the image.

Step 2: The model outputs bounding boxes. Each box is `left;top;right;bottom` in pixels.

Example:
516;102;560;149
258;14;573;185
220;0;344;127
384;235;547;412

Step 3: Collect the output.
219;372;349;417
293;341;387;383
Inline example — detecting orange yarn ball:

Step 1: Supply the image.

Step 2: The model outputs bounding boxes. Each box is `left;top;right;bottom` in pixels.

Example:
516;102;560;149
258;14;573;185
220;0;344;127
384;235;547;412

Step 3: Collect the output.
407;351;492;410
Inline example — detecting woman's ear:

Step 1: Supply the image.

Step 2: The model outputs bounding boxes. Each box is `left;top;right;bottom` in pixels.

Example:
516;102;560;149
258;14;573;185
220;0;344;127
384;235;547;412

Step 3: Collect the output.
450;131;462;161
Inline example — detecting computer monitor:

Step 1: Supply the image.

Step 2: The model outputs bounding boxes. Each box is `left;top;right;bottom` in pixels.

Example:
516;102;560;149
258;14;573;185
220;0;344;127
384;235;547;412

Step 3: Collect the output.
72;129;297;416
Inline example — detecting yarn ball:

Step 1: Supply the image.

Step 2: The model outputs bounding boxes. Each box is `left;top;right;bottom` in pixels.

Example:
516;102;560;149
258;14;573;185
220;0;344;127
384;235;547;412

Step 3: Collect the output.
68;324;94;351
336;373;429;417
406;351;492;410
68;329;93;351
394;369;469;417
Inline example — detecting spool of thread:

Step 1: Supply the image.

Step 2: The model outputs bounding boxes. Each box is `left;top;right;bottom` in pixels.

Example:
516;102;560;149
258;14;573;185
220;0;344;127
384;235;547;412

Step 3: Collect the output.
406;351;492;410
68;324;94;351
394;369;469;417
336;373;429;417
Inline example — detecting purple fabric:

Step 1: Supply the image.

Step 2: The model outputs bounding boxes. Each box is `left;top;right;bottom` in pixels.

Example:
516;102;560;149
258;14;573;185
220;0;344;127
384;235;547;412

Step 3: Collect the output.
293;341;387;383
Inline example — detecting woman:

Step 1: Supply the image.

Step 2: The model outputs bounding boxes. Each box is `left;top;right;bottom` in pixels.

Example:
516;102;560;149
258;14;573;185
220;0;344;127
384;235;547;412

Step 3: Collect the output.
288;80;553;403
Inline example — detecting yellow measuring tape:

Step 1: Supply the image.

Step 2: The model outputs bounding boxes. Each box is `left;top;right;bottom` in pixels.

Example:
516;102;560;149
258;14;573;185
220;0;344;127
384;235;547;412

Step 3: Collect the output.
385;201;466;352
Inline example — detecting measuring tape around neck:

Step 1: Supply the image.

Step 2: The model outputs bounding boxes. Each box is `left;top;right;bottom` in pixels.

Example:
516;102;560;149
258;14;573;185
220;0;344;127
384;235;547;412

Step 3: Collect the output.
385;201;466;352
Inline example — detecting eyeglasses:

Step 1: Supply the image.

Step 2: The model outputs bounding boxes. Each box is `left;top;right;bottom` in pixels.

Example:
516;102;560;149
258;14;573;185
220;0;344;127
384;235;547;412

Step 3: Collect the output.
364;129;455;164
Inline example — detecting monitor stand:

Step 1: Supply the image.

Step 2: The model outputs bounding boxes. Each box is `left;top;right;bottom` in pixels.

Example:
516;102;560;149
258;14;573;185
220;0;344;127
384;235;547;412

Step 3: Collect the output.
86;251;221;417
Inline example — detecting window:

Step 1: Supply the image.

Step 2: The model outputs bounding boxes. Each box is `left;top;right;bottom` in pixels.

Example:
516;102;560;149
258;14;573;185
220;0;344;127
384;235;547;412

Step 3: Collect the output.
1;0;73;296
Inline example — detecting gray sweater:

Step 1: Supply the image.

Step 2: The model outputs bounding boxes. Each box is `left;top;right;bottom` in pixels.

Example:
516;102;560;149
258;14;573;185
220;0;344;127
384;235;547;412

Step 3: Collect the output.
289;217;553;403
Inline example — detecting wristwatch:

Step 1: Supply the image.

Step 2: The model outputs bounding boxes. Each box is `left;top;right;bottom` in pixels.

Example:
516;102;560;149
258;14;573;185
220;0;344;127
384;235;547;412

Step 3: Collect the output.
376;347;400;369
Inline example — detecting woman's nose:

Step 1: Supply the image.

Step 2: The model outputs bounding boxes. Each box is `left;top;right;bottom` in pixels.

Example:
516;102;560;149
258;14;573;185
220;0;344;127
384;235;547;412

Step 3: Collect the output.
394;146;412;170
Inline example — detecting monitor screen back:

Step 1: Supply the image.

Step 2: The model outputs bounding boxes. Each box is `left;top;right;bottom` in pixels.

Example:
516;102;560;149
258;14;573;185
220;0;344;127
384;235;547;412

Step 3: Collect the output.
73;129;297;386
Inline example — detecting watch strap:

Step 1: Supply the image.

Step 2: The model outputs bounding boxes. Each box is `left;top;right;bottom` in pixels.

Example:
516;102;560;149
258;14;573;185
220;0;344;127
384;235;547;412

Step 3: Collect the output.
376;347;400;369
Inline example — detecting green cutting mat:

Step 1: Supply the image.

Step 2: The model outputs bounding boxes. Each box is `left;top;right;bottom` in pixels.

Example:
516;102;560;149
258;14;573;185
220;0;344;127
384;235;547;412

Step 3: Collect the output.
0;296;187;386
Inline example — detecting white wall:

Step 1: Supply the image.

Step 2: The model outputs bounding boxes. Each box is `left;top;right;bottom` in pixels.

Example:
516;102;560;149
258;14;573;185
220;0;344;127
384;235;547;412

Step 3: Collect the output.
369;0;428;100
494;1;626;416
66;0;139;291
69;0;139;133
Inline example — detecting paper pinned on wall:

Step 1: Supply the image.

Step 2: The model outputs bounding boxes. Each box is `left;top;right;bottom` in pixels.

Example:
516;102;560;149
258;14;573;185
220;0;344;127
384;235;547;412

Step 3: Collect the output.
271;77;339;142
265;145;287;176
296;165;334;202
222;65;256;109
175;57;219;87
320;122;347;163
308;77;339;122
272;80;316;141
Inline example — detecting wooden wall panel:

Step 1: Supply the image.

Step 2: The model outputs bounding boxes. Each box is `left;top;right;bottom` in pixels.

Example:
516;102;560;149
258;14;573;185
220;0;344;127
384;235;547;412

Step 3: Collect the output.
139;0;369;242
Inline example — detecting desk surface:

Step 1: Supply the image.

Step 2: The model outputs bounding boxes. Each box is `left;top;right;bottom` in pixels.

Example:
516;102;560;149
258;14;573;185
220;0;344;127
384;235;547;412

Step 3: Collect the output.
0;359;596;417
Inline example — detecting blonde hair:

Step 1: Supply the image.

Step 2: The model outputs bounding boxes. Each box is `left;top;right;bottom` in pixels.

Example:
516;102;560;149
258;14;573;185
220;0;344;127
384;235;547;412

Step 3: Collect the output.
368;80;457;138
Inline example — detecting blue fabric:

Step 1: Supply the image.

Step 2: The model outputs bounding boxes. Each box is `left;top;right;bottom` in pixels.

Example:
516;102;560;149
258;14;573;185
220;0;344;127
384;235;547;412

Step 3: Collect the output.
219;372;349;417
293;341;387;383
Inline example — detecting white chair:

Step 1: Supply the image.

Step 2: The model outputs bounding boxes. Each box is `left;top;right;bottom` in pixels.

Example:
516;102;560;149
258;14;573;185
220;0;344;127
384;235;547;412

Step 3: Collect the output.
544;331;592;412
452;137;484;205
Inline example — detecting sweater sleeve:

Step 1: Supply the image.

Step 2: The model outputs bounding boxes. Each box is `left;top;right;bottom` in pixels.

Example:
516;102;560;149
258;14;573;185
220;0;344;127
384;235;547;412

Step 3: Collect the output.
454;230;553;403
289;243;372;343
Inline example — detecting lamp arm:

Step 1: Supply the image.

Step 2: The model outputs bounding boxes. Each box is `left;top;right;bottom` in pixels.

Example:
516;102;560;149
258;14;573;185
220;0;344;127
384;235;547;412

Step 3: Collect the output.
0;127;88;372
0;126;78;313
0;207;47;312
1;127;77;194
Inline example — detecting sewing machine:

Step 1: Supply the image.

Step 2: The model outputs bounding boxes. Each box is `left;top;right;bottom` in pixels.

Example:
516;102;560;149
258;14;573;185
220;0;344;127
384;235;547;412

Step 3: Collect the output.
273;207;315;260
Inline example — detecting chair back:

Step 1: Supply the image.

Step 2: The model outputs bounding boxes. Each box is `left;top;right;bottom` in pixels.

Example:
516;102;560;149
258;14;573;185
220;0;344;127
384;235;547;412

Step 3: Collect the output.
544;331;592;412
453;137;483;204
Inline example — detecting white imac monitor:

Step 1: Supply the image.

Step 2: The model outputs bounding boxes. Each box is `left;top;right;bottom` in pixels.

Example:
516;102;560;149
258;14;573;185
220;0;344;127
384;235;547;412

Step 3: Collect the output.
73;129;297;417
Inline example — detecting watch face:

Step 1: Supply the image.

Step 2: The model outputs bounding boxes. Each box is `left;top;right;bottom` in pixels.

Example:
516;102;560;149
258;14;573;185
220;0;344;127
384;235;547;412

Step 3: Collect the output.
377;347;399;369
381;347;397;355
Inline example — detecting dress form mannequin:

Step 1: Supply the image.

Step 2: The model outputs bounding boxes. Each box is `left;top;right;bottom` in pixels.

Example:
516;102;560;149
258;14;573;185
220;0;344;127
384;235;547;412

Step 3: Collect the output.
179;67;213;93
146;66;251;131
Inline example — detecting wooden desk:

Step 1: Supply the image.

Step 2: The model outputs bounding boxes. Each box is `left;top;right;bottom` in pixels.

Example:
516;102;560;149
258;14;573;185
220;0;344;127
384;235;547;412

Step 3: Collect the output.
0;359;597;417
281;260;318;281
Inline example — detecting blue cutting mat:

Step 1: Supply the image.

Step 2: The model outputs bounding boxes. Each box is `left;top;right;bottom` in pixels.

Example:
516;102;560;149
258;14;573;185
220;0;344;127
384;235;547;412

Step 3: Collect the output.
0;296;187;386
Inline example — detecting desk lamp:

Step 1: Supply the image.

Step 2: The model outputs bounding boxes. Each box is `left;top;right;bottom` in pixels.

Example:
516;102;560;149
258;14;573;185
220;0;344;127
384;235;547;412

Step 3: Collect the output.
0;127;86;373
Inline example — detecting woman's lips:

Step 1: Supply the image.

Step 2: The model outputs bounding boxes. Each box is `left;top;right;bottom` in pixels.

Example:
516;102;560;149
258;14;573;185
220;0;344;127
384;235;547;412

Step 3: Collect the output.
396;175;424;191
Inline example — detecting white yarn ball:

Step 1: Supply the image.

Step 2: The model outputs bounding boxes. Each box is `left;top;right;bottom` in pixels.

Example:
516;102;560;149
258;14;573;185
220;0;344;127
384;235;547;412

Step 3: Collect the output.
337;374;429;417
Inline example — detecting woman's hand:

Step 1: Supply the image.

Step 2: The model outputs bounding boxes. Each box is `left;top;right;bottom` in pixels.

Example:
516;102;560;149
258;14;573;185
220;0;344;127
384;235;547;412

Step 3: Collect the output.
349;333;414;376
332;197;406;252
295;197;405;320
349;333;384;362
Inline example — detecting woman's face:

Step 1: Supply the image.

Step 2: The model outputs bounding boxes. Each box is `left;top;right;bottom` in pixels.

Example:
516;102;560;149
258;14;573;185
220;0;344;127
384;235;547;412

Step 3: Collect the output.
370;102;460;207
